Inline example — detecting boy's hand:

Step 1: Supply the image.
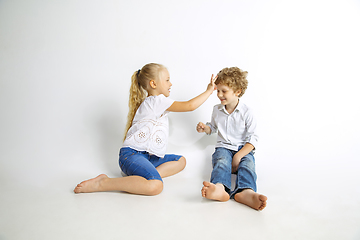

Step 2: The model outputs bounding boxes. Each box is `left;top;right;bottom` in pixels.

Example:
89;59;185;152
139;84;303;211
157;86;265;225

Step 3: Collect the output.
196;122;211;134
206;74;217;92
232;153;243;173
232;143;254;173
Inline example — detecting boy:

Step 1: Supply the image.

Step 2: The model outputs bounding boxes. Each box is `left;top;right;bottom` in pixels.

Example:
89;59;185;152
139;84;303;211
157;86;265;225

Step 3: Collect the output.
196;67;267;210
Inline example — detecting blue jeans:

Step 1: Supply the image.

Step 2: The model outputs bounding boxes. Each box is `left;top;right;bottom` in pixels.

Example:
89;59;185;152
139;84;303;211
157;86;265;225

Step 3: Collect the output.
119;147;182;181
210;146;257;198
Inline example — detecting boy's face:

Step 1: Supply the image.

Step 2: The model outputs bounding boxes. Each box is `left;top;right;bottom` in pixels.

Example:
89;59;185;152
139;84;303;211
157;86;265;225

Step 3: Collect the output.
216;83;241;106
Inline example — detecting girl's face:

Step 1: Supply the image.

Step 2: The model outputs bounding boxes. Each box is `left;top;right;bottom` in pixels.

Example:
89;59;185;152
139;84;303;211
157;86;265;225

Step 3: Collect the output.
156;69;172;97
216;83;241;107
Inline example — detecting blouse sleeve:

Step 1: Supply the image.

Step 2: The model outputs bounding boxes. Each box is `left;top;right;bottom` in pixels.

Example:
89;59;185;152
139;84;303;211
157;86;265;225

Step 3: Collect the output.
153;94;175;118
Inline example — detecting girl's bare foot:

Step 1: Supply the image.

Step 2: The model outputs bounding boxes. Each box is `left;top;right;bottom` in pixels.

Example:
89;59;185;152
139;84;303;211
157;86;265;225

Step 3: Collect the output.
201;181;230;202
234;189;267;210
74;174;109;193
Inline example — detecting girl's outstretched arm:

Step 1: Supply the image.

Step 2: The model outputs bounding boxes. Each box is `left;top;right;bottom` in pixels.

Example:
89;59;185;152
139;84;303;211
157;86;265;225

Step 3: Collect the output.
167;75;217;112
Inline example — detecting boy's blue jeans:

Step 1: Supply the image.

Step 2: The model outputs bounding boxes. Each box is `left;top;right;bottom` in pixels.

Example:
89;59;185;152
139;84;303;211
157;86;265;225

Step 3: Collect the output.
210;146;257;198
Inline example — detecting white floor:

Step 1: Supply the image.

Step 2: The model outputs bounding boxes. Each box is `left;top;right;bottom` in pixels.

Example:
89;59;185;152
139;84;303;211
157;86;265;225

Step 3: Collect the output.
1;141;359;240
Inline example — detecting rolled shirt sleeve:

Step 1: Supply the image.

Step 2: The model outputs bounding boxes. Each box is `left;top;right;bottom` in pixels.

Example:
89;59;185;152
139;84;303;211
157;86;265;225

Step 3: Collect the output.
244;108;259;149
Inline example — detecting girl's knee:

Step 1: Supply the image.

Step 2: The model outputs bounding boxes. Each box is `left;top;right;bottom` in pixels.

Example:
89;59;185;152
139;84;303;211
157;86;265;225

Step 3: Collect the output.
147;180;163;196
178;156;186;170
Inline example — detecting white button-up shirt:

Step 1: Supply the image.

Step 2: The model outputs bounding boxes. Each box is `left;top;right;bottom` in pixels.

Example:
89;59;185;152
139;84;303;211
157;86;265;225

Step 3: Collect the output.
206;101;259;151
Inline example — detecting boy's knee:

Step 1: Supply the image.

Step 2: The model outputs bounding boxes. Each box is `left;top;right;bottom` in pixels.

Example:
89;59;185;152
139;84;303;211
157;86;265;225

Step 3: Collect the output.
213;157;231;170
147;180;163;196
240;158;255;171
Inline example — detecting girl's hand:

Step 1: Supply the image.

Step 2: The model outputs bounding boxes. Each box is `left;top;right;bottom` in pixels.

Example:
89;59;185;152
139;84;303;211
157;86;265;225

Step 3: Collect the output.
166;74;217;113
196;122;210;134
206;74;217;92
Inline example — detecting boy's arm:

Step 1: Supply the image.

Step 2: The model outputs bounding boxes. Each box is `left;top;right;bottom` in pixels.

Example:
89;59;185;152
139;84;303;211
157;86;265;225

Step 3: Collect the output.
167;75;217;112
232;108;259;172
232;143;254;173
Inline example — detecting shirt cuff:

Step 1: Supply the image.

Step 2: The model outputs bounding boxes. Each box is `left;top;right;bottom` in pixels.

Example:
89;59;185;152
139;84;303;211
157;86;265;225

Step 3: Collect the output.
205;122;216;135
247;136;258;150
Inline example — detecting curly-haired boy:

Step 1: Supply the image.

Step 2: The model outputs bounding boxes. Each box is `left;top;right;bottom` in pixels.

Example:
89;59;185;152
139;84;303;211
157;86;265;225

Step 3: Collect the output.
197;67;267;210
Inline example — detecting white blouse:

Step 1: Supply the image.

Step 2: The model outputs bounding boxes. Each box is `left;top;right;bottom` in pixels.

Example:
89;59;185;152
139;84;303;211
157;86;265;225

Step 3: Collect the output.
123;94;174;157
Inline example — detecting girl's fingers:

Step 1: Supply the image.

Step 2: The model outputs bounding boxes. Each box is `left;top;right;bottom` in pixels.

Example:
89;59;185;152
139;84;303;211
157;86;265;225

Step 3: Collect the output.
212;74;218;82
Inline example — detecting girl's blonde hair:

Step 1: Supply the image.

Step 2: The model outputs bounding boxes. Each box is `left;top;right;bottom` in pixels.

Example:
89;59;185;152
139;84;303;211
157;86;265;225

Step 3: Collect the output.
124;63;166;141
215;67;248;97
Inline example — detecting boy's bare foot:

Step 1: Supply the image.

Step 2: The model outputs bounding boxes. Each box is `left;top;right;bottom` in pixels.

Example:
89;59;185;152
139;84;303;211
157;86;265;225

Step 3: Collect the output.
234;189;267;210
74;174;108;193
201;181;230;202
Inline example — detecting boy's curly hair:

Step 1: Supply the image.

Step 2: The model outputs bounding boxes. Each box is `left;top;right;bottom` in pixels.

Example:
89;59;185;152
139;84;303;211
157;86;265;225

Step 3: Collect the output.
215;67;248;97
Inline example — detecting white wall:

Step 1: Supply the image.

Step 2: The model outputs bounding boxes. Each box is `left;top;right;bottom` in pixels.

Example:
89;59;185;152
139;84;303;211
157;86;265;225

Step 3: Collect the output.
1;0;360;187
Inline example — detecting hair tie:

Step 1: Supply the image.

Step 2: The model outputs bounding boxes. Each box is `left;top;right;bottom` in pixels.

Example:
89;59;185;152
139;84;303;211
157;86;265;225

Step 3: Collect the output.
137;69;140;77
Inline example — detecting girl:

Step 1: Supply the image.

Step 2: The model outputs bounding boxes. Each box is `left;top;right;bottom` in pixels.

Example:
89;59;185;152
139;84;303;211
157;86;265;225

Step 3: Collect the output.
74;63;216;196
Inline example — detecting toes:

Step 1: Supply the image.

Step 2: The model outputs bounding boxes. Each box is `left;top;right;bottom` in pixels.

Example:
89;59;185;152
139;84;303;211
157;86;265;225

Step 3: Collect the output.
203;181;211;187
201;188;207;197
258;196;267;210
259;204;266;211
259;195;267;201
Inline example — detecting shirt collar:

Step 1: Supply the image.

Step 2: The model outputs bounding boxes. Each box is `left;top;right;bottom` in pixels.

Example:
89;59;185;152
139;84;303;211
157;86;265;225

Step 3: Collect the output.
218;100;241;114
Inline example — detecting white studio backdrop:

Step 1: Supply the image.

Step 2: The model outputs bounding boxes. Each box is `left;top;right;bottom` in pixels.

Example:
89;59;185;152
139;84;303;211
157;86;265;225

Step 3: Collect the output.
0;0;359;188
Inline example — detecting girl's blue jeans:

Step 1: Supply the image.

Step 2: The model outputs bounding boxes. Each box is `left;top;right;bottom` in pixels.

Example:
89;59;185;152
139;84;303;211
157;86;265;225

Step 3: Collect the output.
210;146;257;198
119;147;182;182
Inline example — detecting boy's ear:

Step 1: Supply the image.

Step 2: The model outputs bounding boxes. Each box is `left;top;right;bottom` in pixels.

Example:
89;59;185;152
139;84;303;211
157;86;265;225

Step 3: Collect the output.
149;80;157;89
236;89;242;97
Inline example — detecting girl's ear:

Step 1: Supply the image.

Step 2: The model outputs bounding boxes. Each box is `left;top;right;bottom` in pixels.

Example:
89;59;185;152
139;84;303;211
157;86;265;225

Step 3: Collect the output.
149;80;157;89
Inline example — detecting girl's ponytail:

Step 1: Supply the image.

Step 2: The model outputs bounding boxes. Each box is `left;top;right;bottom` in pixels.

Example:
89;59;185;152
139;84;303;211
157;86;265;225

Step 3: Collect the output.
124;70;147;141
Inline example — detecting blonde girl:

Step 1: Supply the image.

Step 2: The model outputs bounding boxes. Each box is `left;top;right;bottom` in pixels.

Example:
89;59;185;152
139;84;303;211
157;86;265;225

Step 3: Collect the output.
74;63;216;196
